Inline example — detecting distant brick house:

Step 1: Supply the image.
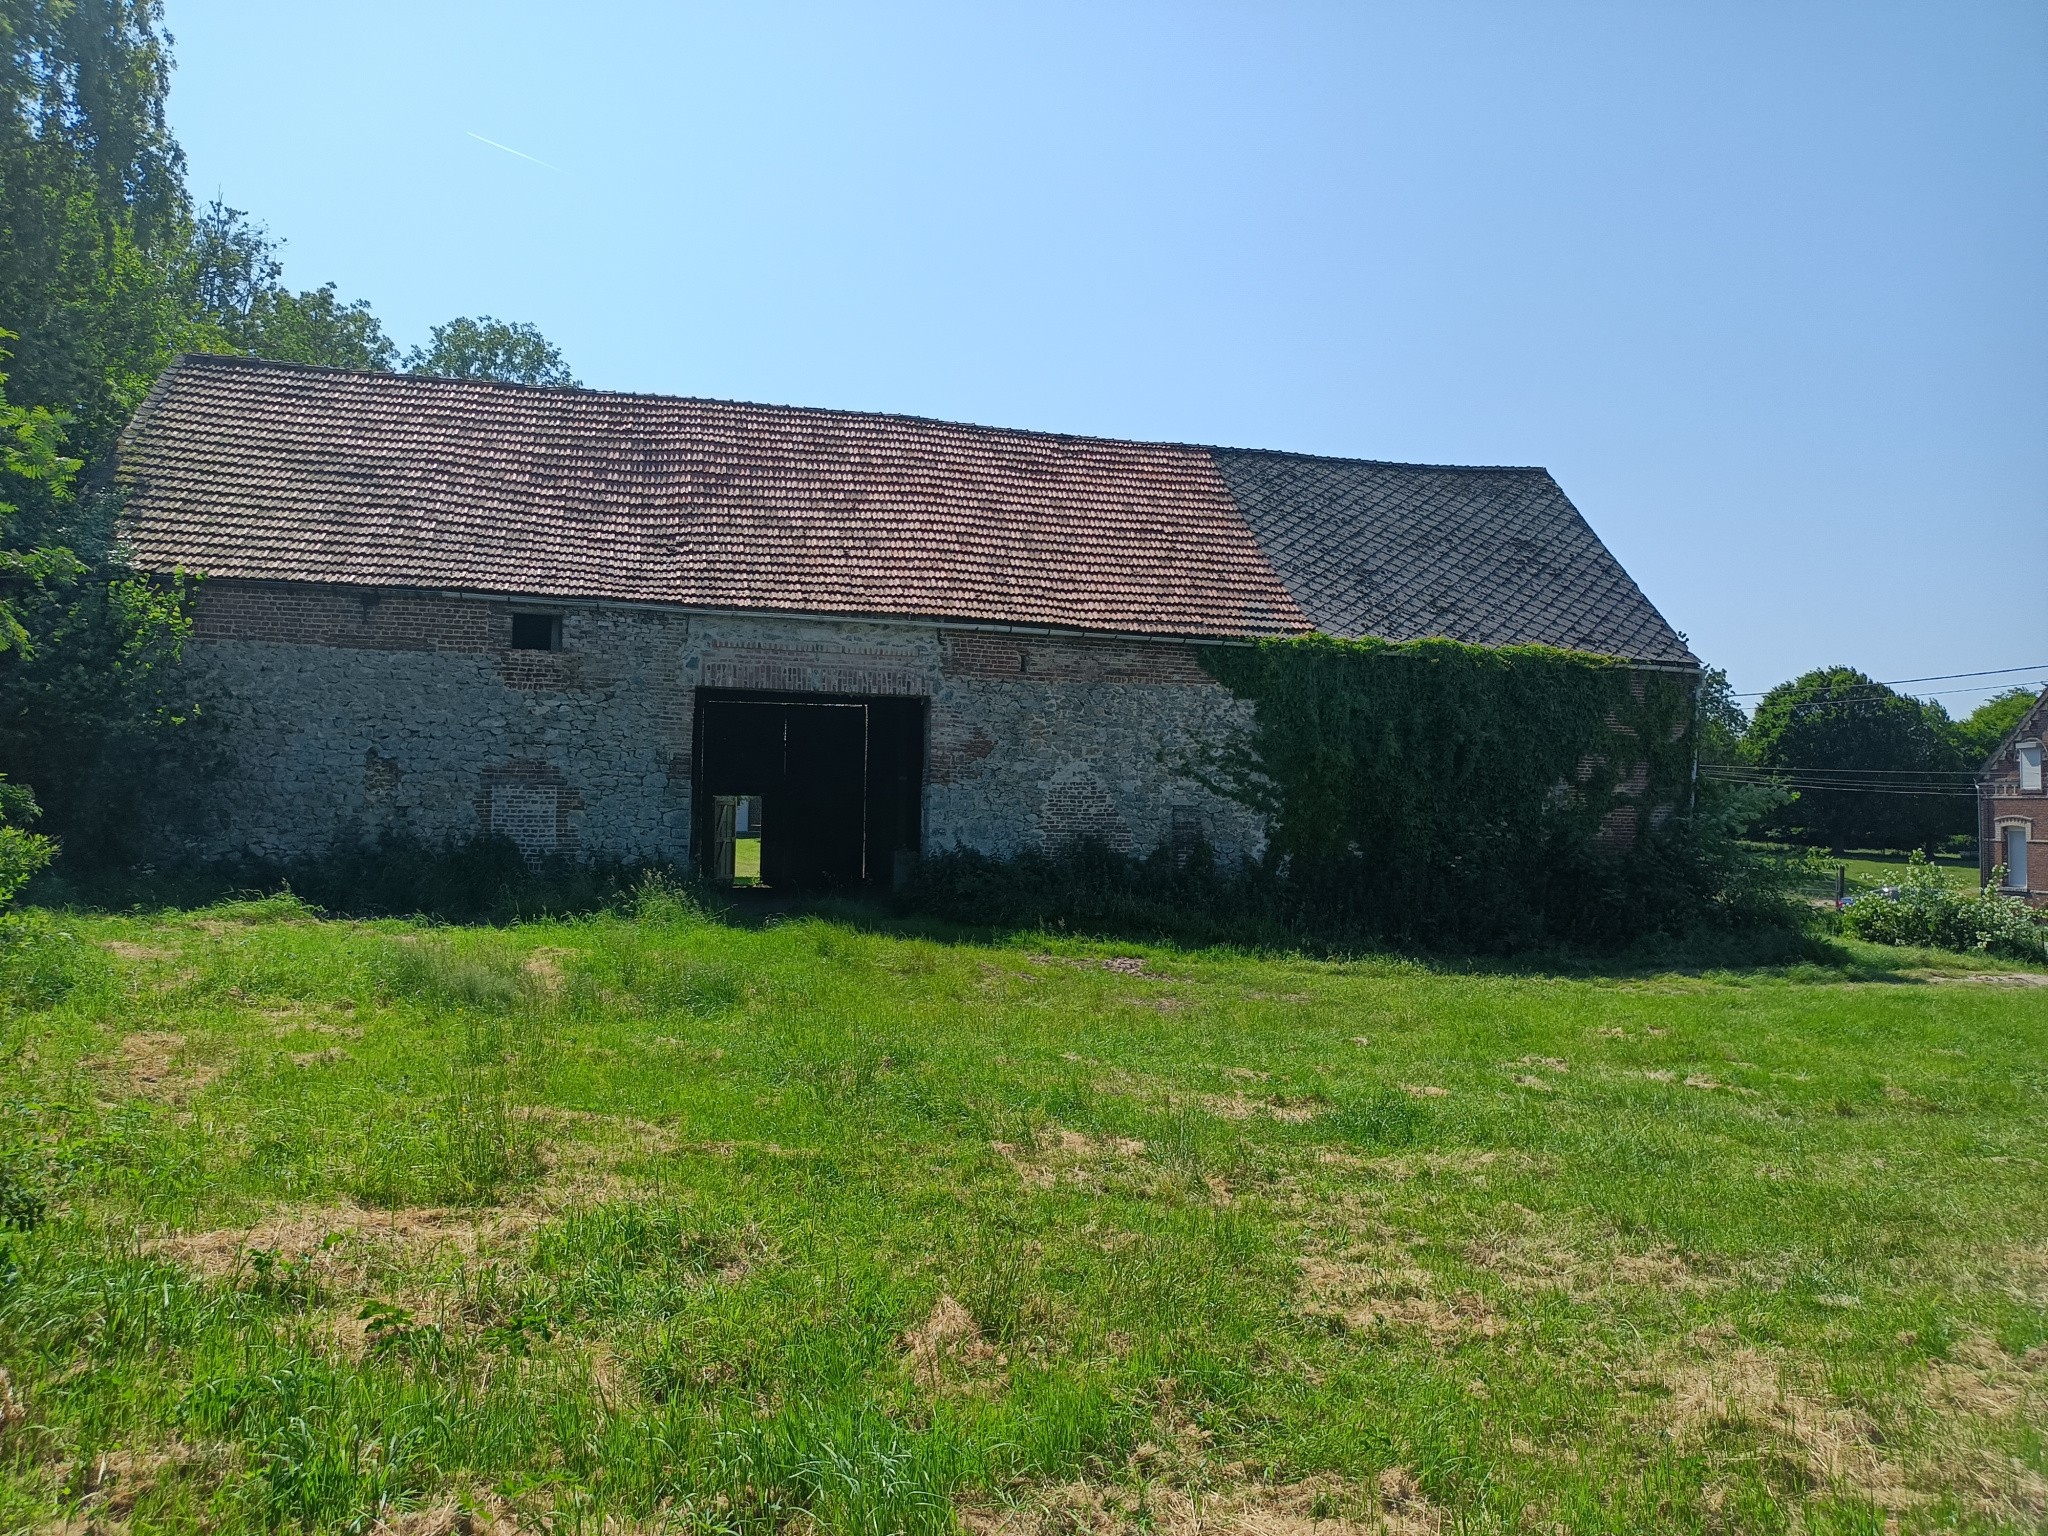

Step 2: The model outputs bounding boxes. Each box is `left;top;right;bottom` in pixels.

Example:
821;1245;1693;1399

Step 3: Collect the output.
1979;688;2047;905
114;356;1696;887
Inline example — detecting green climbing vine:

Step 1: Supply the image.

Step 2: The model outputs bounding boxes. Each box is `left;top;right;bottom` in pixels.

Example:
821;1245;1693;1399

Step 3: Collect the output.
1198;635;1700;944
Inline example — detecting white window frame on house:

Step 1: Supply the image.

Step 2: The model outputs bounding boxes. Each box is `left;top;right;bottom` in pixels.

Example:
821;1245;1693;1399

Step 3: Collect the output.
1996;819;2032;891
2019;740;2043;793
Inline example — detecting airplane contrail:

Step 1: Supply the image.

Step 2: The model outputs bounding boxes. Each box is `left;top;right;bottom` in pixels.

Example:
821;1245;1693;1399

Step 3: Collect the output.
465;131;561;173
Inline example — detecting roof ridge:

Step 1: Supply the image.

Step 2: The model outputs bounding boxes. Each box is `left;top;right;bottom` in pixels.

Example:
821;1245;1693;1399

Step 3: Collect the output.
1206;444;1551;476
161;353;1544;477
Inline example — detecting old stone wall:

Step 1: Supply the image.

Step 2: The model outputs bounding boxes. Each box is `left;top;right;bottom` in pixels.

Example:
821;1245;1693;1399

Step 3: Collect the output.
172;581;1266;867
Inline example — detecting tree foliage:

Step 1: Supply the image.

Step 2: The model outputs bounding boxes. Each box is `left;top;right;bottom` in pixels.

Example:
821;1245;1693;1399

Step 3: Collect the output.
183;199;395;368
0;337;197;869
406;316;578;386
1744;667;1971;851
0;0;190;456
1692;665;1747;766
1954;686;2040;767
0;2;203;869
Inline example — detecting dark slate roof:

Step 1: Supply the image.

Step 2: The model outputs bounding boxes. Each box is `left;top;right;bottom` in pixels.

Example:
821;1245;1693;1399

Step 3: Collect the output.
115;355;1695;663
1211;450;1694;663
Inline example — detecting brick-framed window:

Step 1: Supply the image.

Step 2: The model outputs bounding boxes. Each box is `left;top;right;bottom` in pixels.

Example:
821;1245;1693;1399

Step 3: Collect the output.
510;612;562;651
1996;819;2033;891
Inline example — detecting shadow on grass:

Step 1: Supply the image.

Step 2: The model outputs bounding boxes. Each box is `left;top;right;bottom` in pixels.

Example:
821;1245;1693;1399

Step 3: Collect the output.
26;833;2032;986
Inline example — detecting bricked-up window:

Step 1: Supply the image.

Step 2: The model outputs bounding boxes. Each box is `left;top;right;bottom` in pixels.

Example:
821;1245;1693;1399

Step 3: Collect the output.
510;613;561;651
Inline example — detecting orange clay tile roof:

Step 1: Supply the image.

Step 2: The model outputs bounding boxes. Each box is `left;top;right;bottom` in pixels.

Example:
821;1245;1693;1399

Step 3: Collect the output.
114;355;1695;663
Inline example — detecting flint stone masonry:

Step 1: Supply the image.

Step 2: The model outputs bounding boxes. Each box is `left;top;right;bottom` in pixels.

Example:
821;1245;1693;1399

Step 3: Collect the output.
176;580;1265;867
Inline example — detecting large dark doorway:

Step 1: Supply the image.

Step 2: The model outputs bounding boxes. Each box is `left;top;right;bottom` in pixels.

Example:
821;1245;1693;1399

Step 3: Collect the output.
694;691;925;891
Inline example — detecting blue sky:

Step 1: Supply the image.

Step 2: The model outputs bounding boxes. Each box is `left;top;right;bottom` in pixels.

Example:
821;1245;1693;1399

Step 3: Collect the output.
164;1;2047;712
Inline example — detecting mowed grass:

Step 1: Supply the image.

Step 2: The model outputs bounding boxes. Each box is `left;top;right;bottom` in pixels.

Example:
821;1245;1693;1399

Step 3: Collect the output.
1787;849;1981;900
0;897;2044;1535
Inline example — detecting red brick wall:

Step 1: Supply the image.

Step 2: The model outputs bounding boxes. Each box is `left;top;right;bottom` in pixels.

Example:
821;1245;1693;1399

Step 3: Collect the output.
1977;692;2047;905
940;632;1211;685
194;580;498;651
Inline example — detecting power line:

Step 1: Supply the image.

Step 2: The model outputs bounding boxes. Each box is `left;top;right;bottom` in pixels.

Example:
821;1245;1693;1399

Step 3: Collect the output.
1705;764;1975;780
1730;664;2047;699
1701;780;1976;799
1699;767;1979;797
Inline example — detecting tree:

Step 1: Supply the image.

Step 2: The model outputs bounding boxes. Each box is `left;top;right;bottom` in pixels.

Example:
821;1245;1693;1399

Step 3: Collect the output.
1954;686;2040;766
240;284;395;370
406;316;577;386
183;200;395;369
0;0;193;456
1745;667;1972;852
0;336;196;870
1692;666;1747;766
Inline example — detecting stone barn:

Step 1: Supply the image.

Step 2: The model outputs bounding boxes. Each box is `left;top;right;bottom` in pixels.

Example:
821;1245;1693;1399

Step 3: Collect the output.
114;356;1696;886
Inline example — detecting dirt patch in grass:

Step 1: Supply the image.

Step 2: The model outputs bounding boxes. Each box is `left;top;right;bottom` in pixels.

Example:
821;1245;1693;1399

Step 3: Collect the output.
515;1104;678;1154
1297;1250;1501;1344
368;1491;522;1536
1354;1150;1520;1181
145;1203;540;1288
85;1031;220;1104
993;1127;1156;1193
70;1441;221;1522
521;947;579;995
963;1473;1434;1536
1921;972;2048;987
1200;1093;1319;1124
1656;1344;1915;1510
1906;1333;2048;1523
97;941;173;963
903;1293;1003;1389
1463;1210;1724;1299
1995;1241;2048;1307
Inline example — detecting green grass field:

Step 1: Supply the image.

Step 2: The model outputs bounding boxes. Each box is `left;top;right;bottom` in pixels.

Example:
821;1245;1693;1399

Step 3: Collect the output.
1766;848;1981;903
1;896;2044;1535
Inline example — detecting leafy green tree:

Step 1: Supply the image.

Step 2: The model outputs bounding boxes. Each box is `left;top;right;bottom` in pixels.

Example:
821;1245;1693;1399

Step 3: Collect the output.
0;339;196;870
182;200;394;369
0;0;195;456
1746;667;1972;852
406;316;577;386
240;284;395;369
1692;666;1747;766
1954;686;2040;766
0;773;52;906
0;347;72;898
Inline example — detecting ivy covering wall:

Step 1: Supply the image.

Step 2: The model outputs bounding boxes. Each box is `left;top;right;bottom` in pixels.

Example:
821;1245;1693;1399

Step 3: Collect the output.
1197;636;1699;945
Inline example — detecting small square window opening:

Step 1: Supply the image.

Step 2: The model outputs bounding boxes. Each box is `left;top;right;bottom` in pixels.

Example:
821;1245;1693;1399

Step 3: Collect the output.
511;613;561;651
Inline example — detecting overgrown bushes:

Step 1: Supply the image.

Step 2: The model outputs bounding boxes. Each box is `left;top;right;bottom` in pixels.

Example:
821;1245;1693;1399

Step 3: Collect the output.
1841;854;2047;962
29;833;694;925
